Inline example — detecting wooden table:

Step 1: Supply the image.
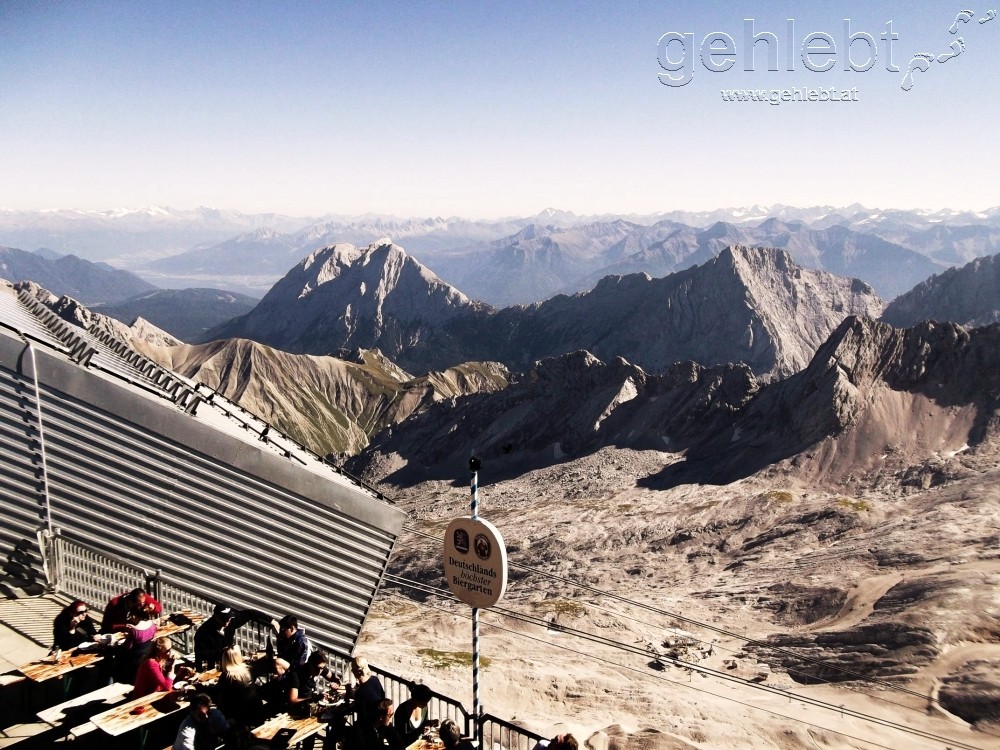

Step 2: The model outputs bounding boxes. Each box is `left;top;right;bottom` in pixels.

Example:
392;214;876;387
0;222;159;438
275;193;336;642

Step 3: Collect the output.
157;611;205;640
90;689;190;736
184;668;220;689
407;739;446;750
36;681;133;725
17;650;104;682
87;665;219;738
252;713;325;746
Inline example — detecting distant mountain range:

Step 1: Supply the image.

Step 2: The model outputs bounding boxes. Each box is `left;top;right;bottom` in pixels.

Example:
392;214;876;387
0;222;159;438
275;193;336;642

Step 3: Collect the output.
125;208;1000;303
430;218;940;303
0;246;156;304
0;206;310;266
94;288;259;343
205;240;885;381
23;226;999;483
6;206;1000;355
4;204;1000;305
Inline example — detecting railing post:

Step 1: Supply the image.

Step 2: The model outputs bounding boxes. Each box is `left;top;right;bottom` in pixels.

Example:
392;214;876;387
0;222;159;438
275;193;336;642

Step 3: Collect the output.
40;527;61;593
146;570;162;603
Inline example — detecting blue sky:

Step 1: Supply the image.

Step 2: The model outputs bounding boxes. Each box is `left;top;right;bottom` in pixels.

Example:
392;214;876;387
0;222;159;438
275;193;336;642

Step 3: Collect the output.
1;1;997;217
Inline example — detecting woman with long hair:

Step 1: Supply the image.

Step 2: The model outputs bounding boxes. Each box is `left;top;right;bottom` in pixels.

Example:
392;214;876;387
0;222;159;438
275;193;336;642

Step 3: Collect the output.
217;645;263;728
132;636;179;697
51;600;97;651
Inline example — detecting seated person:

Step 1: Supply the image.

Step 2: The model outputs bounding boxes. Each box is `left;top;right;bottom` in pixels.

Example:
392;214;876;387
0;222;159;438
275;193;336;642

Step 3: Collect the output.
286;650;335;714
114;606;159;684
393;682;433;745
100;588;162;633
440;718;476;750
173;692;228;750
532;734;579;750
272;651;335;750
51;600;97;651
275;614;312;667
216;645;264;728
350;656;384;724
133;636;191;697
258;657;293;712
354;698;405;750
194;602;275;670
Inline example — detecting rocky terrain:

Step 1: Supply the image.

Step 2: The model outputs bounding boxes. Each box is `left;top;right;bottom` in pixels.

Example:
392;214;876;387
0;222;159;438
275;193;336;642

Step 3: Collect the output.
15;281;182;347
360;443;1000;750
140;339;509;456
348;316;1000;485
347;314;1000;749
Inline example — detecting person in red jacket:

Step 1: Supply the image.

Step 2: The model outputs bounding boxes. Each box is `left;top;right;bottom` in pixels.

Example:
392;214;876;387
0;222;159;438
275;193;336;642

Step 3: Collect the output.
132;636;191;697
101;588;162;633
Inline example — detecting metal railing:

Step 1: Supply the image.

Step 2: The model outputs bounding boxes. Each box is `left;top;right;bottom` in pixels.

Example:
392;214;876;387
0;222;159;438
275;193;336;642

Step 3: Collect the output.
481;713;545;750
46;529;153;614
153;575;276;656
41;530;544;749
371;666;473;736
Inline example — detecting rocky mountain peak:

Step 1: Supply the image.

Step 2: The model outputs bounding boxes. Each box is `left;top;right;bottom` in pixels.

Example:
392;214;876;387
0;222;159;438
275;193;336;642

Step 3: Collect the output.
881;252;1000;329
201;239;487;368
655;314;1000;488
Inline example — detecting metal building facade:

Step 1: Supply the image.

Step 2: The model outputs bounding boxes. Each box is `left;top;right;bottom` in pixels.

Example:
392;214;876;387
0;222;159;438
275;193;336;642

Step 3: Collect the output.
0;282;405;658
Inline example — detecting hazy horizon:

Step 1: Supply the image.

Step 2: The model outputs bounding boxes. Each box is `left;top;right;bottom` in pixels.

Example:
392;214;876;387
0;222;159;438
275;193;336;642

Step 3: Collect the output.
2;201;999;225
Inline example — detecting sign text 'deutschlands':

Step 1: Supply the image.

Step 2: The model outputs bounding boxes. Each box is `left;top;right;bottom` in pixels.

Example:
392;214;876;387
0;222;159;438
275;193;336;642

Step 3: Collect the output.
443;516;508;608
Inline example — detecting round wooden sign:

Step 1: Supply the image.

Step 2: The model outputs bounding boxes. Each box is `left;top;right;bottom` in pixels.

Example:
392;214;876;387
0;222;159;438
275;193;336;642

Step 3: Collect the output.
443;516;508;608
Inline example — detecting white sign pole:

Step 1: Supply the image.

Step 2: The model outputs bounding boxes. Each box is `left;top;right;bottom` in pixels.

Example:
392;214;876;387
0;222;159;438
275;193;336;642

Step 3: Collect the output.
443;456;507;742
469;455;482;731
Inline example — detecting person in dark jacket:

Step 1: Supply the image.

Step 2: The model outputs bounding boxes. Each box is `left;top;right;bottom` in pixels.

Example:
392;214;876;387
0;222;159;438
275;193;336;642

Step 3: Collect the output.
350;656;385;724
216;646;264;729
355;698;405;750
194;602;275;670
393;683;433;745
52;599;97;651
276;615;311;667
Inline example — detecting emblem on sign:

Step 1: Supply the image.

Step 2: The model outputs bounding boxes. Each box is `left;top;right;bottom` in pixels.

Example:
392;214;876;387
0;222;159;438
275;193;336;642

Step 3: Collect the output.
474;534;491;560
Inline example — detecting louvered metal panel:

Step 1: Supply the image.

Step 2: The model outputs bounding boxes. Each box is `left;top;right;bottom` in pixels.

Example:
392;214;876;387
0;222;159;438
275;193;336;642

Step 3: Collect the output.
0;364;47;566
0;290;405;659
0;285;67;351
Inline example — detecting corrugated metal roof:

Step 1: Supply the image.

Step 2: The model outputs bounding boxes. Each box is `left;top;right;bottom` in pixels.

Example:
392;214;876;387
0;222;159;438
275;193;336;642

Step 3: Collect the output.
0;281;404;657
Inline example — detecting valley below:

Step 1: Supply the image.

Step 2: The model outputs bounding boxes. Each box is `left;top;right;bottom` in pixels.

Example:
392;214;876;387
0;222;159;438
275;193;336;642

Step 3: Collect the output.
359;446;1000;749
